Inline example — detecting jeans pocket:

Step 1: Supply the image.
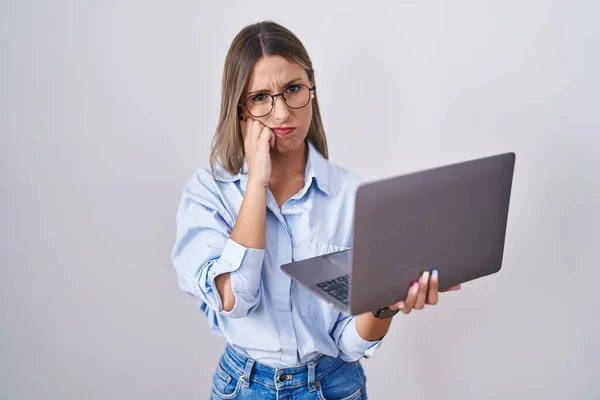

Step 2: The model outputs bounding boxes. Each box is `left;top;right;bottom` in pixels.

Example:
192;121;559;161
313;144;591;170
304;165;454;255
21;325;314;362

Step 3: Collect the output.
318;386;364;400
317;362;365;400
211;362;242;399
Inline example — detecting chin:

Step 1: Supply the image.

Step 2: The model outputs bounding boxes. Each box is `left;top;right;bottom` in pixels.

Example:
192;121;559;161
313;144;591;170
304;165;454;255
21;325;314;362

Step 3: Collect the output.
273;134;307;154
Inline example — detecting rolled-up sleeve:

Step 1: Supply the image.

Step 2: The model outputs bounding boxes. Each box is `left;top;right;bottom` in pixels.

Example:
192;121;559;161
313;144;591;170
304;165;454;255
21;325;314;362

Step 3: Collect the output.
332;315;382;362
171;169;265;319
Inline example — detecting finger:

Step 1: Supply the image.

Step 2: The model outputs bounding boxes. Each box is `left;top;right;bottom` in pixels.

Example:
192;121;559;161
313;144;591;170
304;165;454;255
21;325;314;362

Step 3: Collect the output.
250;119;263;141
388;301;402;312
245;118;259;142
414;272;429;310
427;269;439;305
441;284;461;292
399;281;420;314
259;126;275;148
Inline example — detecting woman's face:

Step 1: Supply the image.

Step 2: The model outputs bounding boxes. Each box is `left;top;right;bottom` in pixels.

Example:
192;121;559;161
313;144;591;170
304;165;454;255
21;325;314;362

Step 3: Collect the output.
241;55;313;155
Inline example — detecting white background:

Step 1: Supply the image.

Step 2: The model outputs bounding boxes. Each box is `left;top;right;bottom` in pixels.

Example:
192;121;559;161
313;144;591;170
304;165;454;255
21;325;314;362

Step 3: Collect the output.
1;1;599;399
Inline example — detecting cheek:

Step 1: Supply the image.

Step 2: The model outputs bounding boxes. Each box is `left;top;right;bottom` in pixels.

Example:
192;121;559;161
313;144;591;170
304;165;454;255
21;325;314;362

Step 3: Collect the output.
298;106;313;129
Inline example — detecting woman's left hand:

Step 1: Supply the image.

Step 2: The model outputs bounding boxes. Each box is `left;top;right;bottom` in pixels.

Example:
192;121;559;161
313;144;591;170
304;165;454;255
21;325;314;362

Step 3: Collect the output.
388;270;461;314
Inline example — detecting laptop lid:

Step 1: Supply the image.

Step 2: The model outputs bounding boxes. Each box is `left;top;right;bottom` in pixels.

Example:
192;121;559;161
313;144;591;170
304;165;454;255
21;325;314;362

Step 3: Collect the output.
347;152;515;315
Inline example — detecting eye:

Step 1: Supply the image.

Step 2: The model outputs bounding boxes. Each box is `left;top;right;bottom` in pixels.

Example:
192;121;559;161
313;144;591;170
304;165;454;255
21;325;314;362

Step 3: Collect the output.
250;93;269;103
285;84;301;94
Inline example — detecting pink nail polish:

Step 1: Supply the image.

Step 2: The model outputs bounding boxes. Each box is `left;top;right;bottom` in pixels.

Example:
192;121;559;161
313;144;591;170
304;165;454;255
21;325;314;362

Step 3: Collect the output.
411;282;419;293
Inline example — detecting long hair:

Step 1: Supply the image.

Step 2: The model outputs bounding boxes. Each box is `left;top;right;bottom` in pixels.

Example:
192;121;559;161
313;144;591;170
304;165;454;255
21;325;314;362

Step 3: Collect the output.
210;21;328;176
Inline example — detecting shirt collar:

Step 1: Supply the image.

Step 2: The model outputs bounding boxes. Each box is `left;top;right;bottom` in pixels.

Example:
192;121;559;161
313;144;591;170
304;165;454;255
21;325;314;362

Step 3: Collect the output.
304;140;331;196
213;140;331;196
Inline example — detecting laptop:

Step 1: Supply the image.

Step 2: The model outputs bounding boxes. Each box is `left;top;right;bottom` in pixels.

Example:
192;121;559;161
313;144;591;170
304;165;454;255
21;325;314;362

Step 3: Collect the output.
281;152;516;315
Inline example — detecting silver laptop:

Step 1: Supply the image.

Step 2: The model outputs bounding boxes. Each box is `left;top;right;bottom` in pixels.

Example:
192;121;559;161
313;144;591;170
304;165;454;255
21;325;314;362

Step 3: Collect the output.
281;152;516;315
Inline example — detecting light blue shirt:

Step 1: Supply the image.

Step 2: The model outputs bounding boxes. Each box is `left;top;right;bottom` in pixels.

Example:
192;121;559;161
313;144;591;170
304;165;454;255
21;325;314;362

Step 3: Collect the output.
171;141;382;367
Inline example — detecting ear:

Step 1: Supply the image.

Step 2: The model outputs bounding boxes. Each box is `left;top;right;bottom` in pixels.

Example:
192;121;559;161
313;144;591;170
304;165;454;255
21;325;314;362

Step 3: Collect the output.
307;68;315;84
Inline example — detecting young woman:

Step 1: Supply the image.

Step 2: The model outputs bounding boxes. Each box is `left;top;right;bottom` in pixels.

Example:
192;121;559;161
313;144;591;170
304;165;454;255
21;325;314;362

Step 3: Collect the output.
172;21;459;399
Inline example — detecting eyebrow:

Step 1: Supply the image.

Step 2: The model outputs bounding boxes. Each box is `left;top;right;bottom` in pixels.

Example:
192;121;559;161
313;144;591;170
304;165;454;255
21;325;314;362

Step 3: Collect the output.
247;78;303;96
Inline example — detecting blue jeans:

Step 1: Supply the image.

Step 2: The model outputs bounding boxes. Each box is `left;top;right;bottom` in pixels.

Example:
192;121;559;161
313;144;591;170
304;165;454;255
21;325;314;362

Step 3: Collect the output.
211;345;368;399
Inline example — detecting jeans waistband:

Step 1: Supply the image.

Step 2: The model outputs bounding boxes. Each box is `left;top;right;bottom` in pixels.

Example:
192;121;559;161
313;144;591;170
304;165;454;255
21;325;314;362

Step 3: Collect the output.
221;344;350;391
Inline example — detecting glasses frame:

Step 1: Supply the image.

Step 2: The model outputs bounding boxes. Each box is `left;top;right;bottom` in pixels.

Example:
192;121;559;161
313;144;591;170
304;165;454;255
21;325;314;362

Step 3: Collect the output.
238;84;316;118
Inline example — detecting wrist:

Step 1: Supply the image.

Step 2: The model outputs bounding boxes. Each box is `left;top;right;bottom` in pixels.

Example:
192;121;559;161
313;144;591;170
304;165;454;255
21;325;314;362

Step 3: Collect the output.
246;178;269;194
372;306;400;319
356;312;393;341
247;176;269;191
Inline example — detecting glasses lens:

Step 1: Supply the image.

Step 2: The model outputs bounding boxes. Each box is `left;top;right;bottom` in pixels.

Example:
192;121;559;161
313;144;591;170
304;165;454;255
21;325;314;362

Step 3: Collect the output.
246;94;272;117
284;85;310;109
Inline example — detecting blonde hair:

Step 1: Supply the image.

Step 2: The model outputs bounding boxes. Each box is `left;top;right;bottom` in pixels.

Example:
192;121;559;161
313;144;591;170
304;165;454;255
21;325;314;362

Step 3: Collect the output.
210;21;328;176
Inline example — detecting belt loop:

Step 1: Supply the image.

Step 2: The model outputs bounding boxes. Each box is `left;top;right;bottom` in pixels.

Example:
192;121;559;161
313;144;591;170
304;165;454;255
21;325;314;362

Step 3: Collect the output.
242;359;254;388
307;361;317;392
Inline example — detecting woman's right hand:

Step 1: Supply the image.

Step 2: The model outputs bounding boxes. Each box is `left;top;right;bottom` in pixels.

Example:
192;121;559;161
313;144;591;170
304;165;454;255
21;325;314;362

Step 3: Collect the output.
241;117;275;188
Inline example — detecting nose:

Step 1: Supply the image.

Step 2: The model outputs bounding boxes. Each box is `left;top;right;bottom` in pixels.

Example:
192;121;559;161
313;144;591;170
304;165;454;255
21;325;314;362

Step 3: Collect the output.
272;96;290;121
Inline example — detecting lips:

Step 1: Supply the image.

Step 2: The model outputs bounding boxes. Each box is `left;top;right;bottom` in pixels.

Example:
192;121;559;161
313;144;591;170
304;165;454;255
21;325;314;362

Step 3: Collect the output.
271;127;296;136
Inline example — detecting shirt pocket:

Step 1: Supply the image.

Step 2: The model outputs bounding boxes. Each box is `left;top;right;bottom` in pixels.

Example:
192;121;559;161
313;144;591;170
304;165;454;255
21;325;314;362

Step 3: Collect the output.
292;238;350;318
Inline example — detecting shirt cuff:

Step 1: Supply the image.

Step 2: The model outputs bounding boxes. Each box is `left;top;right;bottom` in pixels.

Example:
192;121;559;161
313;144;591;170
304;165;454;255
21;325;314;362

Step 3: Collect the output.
208;239;263;272
207;238;265;315
342;317;383;358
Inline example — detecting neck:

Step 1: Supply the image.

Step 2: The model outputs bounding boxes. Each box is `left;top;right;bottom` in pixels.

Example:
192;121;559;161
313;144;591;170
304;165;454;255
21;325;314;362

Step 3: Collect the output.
270;142;308;183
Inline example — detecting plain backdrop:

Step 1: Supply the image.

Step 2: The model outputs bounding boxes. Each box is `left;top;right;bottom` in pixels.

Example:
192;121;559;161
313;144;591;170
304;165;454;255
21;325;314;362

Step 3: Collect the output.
1;1;599;399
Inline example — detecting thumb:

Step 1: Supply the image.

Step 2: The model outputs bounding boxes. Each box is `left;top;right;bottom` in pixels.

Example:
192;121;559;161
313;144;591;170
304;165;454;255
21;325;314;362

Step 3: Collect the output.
441;284;461;292
269;132;275;148
388;301;405;312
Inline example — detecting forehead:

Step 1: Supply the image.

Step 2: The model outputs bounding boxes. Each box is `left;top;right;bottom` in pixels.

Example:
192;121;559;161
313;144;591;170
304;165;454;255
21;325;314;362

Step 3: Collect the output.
246;55;308;92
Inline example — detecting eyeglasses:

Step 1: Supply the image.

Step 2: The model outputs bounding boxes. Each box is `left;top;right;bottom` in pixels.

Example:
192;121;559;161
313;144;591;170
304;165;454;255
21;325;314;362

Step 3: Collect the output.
239;84;316;118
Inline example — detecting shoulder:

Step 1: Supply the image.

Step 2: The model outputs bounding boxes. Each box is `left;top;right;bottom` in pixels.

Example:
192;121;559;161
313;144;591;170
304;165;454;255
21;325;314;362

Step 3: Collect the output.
175;165;239;228
182;160;241;192
181;166;221;197
177;164;236;212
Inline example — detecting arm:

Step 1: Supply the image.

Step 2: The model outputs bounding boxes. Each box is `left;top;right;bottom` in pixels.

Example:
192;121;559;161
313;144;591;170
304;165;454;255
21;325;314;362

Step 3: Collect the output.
171;170;266;319
332;273;436;361
215;180;267;311
173;118;275;318
331;314;383;362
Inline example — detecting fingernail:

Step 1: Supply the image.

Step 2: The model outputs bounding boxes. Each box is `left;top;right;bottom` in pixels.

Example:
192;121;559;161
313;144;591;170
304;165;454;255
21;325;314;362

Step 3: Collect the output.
432;269;438;277
411;282;419;293
422;271;430;279
398;302;405;309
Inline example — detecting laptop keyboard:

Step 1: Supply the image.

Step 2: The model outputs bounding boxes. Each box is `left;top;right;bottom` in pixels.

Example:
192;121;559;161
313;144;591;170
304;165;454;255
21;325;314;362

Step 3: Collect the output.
315;274;350;305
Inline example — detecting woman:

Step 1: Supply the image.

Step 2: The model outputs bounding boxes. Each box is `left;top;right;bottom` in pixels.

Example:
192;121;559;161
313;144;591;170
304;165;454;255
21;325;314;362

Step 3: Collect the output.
172;21;459;399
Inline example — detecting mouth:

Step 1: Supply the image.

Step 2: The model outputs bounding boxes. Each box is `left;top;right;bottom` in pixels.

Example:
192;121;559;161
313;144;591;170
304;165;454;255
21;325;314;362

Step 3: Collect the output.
271;127;296;136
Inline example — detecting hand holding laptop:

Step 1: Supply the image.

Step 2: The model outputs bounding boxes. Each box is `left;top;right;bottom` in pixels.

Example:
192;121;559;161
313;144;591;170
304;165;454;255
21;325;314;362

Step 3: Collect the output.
387;270;461;315
354;269;463;341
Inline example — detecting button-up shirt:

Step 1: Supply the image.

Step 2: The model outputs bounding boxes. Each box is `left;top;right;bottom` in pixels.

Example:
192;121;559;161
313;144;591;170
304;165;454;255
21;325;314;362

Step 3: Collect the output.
171;141;381;367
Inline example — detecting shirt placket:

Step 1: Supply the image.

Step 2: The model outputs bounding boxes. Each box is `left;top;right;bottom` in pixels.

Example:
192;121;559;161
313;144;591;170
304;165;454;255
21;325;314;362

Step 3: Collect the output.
266;192;297;366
